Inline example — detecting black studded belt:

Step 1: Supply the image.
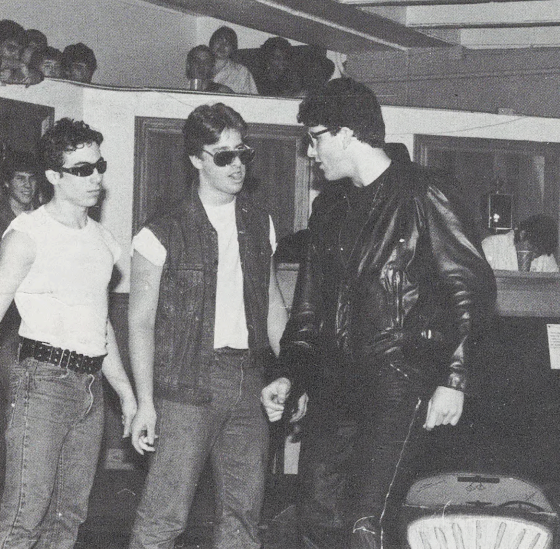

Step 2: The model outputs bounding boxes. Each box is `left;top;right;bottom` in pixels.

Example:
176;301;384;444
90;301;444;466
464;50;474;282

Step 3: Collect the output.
18;337;105;374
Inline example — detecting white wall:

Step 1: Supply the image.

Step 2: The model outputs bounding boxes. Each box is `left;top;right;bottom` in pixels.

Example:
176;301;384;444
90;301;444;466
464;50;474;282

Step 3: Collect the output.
0;78;83;119
2;0;343;88
80;84;301;290
3;80;560;292
3;0;197;88
383;108;560;154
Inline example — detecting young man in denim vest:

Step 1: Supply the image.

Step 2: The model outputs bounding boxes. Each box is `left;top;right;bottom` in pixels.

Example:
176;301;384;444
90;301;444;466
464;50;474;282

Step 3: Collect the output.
128;103;296;549
0;118;137;548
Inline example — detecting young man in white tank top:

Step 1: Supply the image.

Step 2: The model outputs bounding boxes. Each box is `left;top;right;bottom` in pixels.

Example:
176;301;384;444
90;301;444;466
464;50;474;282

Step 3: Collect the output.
0;118;137;548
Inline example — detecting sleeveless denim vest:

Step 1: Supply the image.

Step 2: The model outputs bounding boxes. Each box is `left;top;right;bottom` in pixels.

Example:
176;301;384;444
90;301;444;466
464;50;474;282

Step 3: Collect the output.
147;188;272;403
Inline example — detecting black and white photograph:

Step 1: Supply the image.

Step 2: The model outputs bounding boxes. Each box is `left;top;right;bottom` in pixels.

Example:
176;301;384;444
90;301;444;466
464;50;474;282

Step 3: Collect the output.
1;1;560;548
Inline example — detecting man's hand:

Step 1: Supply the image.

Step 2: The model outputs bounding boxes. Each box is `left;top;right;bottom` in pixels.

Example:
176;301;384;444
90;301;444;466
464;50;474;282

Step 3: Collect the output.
424;386;464;431
290;393;309;423
130;401;157;455
260;377;291;422
120;393;138;439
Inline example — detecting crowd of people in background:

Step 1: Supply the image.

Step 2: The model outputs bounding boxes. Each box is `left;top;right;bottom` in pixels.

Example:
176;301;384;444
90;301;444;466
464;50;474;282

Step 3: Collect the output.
186;26;336;97
0;19;97;86
1;18;333;96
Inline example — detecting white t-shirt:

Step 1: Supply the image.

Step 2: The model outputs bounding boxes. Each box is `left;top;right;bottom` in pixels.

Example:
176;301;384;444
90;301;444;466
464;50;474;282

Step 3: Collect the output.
132;199;276;349
481;230;518;270
213;59;258;95
6;206;121;356
482;230;559;272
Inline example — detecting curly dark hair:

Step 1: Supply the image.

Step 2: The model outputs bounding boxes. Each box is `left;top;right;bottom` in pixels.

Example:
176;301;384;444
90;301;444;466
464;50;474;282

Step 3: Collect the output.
0;19;27;46
26;29;47;49
298;77;385;147
29;46;62;70
182;103;247;157
517;214;559;256
1;149;40;183
38;118;103;172
61;42;97;73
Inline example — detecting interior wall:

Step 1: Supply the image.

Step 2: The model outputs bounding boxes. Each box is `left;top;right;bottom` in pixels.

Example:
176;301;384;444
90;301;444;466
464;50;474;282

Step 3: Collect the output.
3;0;342;89
347;46;560;118
3;80;560;292
195;17;298;50
0;79;83;120
2;0;197;88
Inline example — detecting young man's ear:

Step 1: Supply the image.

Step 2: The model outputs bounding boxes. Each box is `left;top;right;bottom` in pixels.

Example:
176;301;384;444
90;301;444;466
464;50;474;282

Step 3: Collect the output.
189;154;203;170
339;127;354;148
45;169;61;186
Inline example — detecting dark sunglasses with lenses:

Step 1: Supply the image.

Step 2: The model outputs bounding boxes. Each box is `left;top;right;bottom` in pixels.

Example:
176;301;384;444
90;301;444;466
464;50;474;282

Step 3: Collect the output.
202;147;255;167
60;158;107;177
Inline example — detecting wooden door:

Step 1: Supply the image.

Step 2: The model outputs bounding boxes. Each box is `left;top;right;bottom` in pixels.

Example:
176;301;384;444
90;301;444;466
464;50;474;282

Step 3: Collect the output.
133;117;311;239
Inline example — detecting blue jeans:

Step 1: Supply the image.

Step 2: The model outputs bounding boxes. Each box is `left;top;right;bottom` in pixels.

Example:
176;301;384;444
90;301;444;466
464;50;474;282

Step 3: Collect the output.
0;357;104;549
129;348;269;549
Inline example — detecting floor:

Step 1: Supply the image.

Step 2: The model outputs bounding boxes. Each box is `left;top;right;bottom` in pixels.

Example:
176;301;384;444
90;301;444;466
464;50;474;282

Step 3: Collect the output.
74;422;560;549
76;518;297;549
75;468;300;549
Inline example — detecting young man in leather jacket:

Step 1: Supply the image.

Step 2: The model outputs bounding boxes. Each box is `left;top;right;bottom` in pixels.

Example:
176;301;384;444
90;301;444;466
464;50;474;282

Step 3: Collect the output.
261;78;497;549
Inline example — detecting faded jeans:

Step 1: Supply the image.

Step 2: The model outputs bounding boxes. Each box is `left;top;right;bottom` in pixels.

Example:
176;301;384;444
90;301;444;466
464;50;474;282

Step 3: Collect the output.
129;348;269;549
0;357;104;549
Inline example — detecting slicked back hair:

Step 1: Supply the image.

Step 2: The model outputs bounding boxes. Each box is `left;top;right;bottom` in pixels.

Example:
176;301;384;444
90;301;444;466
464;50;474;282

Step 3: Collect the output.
183;103;247;157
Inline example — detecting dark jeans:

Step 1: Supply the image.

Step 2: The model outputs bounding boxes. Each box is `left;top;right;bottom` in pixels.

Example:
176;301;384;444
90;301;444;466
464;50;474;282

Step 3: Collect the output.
0;357;104;549
129;348;269;549
298;363;429;549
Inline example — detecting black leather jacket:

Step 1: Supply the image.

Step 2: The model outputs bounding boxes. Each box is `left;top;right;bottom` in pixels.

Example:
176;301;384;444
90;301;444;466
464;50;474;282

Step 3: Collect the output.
277;157;496;399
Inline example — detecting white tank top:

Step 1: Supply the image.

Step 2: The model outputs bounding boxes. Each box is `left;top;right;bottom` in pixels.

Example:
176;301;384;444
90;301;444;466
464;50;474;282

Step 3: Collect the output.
7;206;121;356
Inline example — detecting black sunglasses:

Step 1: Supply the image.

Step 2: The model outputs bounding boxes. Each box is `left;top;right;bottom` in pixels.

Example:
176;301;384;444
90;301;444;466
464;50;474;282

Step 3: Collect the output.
308;128;330;141
202;147;255;167
60;158;107;177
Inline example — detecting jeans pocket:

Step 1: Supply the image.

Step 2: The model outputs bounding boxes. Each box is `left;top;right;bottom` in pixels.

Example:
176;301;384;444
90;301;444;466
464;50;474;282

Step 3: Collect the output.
29;360;70;379
8;367;25;426
26;362;81;423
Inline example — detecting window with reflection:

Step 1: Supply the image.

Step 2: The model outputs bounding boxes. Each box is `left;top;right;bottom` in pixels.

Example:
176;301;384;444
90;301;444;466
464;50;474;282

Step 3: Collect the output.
414;134;560;268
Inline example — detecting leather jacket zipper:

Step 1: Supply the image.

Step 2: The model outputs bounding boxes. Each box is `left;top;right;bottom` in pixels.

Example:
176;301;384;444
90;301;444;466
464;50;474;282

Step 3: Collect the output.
393;269;404;329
